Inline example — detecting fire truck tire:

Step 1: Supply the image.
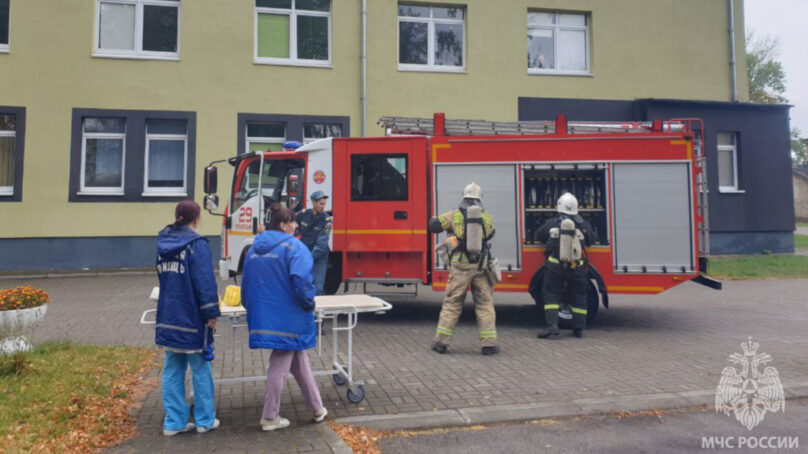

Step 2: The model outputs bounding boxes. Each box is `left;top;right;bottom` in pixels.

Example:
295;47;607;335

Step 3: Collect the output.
237;246;251;274
323;252;342;295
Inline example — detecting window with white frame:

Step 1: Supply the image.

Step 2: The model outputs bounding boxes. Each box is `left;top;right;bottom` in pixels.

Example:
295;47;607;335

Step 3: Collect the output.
717;132;740;192
81;118;126;194
0;114;15;195
0;0;10;52
254;0;331;66
303;123;342;144
527;11;589;74
95;0;180;59
398;4;465;71
246;123;286;153
144;119;187;194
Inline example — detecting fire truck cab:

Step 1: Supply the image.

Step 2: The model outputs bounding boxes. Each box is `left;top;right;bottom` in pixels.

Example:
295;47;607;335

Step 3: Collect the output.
203;113;720;324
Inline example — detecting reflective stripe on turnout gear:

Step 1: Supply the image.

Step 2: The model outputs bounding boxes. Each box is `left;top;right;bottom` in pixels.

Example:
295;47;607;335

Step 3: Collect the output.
544;303;560;310
436;326;454;336
571;307;588;315
547;256;585;267
479;330;497;339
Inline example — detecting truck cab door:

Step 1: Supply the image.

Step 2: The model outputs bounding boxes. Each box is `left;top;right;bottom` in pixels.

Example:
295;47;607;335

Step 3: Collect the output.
336;137;428;282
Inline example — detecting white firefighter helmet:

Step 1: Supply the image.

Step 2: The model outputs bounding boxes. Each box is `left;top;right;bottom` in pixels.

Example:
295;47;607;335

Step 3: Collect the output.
462;182;482;200
557;192;579;215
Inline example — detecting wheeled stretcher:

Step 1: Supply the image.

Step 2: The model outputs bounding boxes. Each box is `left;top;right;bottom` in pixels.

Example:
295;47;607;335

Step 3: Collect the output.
142;293;392;404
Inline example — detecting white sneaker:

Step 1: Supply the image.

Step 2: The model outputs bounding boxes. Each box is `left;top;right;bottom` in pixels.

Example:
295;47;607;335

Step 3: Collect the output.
260;417;290;431
197;418;220;433
163;422;195;436
313;407;328;423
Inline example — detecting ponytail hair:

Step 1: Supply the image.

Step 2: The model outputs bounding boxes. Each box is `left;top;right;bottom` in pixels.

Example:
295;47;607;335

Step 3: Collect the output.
174;200;201;227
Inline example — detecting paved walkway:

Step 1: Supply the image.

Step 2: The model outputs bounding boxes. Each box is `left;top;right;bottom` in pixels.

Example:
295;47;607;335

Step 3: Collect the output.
5;274;808;452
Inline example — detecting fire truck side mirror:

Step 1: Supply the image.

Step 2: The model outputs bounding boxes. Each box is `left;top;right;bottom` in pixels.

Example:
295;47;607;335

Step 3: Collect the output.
286;174;299;195
204;194;219;212
204;166;218;194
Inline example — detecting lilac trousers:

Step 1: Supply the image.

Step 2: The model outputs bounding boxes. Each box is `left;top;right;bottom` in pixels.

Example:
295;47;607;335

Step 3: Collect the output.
262;349;324;420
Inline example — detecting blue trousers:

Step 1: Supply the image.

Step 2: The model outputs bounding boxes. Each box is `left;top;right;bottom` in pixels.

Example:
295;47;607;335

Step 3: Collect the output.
312;255;328;295
162;351;216;431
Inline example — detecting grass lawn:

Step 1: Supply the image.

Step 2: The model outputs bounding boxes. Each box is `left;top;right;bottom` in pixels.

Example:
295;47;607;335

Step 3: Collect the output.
707;254;808;280
0;342;157;453
795;233;808;250
797;222;808;228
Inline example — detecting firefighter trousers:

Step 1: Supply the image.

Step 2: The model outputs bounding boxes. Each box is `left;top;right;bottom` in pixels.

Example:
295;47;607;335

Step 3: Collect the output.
542;262;589;330
434;262;497;347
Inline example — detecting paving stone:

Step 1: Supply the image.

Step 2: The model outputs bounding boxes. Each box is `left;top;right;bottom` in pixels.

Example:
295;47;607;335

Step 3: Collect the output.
8;275;807;450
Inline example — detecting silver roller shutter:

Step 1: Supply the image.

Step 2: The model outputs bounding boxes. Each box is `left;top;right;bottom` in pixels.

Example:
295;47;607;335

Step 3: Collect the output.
612;163;694;273
434;164;519;269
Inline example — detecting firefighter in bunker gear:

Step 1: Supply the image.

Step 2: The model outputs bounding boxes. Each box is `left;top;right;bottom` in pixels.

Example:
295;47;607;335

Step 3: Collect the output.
429;183;499;355
536;193;598;339
296;191;332;295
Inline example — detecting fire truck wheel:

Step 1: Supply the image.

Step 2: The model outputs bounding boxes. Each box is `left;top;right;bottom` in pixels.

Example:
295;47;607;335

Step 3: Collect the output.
586;280;600;327
323;252;342;295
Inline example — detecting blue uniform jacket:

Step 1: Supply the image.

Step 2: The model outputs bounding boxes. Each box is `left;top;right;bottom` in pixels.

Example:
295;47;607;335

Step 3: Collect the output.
296;209;331;260
155;225;220;351
241;230;317;351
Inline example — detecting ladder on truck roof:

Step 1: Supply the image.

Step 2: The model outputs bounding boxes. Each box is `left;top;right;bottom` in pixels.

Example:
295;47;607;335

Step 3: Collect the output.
378;113;687;136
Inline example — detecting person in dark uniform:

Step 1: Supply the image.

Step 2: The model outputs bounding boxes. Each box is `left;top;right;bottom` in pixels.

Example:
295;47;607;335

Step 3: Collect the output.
536;193;598;339
296;191;332;295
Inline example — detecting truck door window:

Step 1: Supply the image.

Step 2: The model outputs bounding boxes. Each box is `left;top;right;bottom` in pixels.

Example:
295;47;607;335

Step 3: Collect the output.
350;154;408;201
232;159;305;212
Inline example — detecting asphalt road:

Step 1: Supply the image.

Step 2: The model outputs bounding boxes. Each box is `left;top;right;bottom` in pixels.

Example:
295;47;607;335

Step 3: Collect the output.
380;399;808;454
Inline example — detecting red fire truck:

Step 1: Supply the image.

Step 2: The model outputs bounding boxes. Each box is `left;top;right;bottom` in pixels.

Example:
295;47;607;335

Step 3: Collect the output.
202;113;720;324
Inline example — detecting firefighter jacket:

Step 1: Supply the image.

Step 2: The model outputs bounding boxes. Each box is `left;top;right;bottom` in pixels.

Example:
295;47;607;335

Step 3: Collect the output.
536;215;598;261
241;230;317;351
155;225;220;351
438;207;495;265
296;209;332;261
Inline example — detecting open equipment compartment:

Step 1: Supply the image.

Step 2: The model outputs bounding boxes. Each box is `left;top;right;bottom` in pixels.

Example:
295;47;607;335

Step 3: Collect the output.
523;164;609;246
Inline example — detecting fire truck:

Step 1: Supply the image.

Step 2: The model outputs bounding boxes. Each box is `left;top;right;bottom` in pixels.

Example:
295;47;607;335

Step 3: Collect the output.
202;113;721;324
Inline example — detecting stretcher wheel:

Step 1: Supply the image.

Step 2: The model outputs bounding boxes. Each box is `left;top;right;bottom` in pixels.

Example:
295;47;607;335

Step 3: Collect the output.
332;370;348;386
347;385;365;404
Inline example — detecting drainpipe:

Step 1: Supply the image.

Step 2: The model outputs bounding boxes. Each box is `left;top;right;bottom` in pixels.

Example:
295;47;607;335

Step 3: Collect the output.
728;0;738;102
361;0;367;136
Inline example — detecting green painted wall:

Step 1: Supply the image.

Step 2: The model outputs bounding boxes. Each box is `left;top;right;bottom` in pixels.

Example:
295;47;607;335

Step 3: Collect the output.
0;0;746;240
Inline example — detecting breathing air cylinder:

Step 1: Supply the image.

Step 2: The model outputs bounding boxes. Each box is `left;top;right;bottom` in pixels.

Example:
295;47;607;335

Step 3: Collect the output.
559;218;582;263
465;205;484;255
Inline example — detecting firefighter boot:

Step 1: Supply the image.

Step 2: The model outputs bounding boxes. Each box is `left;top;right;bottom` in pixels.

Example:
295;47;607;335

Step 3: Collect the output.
431;342;449;354
572;328;583;338
481;346;500;356
537;325;559;339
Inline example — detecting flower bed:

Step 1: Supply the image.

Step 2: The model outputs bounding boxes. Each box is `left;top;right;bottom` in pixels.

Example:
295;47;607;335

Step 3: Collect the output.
0;286;50;311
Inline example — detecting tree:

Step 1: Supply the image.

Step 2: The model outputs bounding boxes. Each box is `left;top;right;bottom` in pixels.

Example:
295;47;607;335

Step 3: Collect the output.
746;32;787;104
746;31;804;163
792;128;807;165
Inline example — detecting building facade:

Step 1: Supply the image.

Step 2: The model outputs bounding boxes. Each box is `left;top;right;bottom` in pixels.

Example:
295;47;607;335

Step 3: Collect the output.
2;0;782;271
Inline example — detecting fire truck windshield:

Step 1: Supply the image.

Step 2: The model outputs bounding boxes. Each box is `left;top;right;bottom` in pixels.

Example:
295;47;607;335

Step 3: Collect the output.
231;158;304;213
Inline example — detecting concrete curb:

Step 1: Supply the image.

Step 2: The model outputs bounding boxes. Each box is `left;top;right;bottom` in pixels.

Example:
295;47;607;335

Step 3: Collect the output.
316;424;353;454
334;381;808;431
0;269;153;280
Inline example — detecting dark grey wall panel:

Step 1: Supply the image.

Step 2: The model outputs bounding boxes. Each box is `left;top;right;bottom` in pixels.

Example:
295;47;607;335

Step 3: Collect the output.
641;100;793;233
0;236;221;271
518;97;638;122
709;232;794;255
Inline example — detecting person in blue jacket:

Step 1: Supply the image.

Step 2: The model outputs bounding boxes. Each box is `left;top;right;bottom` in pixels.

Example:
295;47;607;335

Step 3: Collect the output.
155;200;221;436
242;205;327;431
